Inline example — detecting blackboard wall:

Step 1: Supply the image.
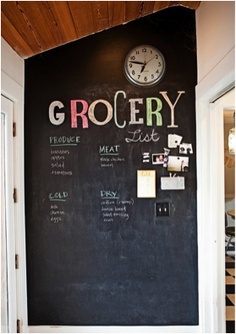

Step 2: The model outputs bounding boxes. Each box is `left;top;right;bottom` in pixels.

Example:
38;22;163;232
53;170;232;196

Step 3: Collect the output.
25;7;198;326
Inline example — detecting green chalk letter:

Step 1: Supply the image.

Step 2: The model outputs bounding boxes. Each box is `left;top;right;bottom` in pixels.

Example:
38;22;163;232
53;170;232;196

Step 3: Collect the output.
146;97;163;126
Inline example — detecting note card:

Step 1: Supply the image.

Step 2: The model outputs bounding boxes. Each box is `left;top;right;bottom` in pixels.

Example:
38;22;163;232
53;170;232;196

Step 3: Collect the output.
137;170;156;198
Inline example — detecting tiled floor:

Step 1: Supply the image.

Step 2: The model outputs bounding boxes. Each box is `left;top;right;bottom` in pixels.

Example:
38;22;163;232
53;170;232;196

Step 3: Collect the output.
226;253;235;333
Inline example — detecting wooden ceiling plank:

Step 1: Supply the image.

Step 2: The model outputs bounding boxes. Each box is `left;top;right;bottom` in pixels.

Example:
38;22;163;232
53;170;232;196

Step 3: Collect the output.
91;1;110;32
108;1;126;27
1;1;43;54
1;11;34;58
179;1;201;10
17;1;66;50
48;1;77;42
153;1;173;12
154;1;201;11
125;1;155;22
125;1;143;22
68;1;96;39
140;1;155;17
1;0;201;59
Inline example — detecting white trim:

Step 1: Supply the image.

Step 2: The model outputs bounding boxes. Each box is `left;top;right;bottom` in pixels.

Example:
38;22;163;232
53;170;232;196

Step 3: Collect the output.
196;47;235;333
1;95;17;333
1;39;28;333
209;91;234;333
28;325;201;333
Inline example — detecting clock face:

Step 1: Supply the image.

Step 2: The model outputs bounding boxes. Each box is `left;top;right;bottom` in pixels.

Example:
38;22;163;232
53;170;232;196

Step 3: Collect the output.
124;45;166;87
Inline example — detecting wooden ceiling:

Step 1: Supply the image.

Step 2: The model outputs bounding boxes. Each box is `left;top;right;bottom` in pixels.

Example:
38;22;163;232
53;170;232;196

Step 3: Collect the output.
1;1;201;59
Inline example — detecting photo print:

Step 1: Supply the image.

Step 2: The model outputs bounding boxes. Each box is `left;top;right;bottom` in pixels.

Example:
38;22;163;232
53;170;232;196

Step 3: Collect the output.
179;143;193;154
152;153;165;165
167;156;189;172
168;134;183;148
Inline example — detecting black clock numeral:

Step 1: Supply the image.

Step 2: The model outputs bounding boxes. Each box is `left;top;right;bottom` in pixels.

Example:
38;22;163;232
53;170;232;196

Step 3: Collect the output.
130;56;135;60
142;48;147;53
136;50;140;55
158;61;162;67
138;75;141;79
129;63;132;68
132;70;135;76
156;69;159;74
151;74;154;79
144;76;148;82
155;54;159;59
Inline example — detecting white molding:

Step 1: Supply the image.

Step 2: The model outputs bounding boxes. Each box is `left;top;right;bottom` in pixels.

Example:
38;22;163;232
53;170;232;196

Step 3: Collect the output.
196;47;235;101
1;38;28;333
28;325;201;333
1;96;17;333
196;47;235;333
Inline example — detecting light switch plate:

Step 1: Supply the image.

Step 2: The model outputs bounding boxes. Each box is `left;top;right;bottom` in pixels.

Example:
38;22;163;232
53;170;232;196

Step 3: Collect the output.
156;202;170;216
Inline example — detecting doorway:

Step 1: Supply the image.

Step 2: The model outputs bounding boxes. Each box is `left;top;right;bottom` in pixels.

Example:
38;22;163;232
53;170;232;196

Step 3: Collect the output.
1;95;17;333
211;88;235;333
224;108;235;333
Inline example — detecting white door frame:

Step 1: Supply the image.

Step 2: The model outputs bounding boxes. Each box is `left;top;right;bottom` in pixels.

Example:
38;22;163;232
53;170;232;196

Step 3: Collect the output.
1;39;27;333
196;47;235;333
1;95;17;332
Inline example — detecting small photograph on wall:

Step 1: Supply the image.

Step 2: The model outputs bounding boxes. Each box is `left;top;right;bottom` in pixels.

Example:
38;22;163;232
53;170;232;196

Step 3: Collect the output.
167;156;189;172
152;153;165;165
179;143;193;154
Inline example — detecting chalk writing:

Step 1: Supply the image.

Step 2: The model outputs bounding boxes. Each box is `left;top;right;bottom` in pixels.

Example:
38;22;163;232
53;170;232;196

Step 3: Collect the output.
49;90;185;128
100;190;119;199
99;145;120;155
50;143;73;176
49;192;68;201
49;136;80;146
49;196;67;224
50;149;70;155
99;145;125;168
100;191;134;223
125;129;160;143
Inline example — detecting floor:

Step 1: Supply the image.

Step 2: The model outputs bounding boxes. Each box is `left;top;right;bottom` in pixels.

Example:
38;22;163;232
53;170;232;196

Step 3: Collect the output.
225;250;235;333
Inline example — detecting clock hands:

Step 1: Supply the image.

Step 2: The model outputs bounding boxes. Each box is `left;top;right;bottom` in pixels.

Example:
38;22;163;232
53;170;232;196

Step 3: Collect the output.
130;55;157;73
140;63;146;73
146;55;156;64
140;55;158;72
125;45;165;86
129;60;145;65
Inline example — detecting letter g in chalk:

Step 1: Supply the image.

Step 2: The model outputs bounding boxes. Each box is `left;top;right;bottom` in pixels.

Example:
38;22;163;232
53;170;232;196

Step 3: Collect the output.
49;101;65;125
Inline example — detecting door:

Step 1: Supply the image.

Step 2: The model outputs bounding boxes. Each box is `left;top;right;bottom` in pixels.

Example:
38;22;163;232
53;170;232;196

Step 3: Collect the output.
1;95;17;333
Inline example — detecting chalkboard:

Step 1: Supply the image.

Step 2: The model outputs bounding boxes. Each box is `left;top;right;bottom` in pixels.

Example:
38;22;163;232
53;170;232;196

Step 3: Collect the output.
25;7;198;326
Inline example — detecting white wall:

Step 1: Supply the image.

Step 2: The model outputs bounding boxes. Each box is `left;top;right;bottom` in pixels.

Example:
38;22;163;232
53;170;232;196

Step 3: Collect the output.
196;1;235;83
1;38;24;89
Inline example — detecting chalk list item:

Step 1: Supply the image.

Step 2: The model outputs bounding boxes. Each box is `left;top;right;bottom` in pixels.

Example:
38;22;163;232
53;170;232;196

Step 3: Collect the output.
49;136;80;176
99;145;125;168
100;190;134;222
48;191;68;224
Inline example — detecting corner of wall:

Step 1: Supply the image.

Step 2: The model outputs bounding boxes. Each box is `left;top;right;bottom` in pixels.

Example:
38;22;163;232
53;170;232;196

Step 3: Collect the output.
1;37;24;89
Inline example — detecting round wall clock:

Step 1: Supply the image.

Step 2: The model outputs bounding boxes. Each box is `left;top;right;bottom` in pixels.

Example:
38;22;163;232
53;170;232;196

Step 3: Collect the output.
124;45;166;87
